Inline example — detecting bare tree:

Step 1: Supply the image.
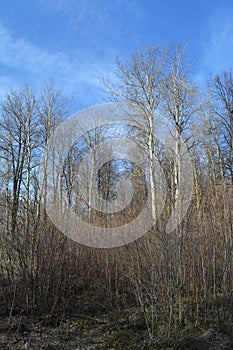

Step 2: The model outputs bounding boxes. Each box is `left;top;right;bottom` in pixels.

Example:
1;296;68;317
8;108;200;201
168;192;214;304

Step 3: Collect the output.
209;70;233;184
104;46;166;223
160;42;198;324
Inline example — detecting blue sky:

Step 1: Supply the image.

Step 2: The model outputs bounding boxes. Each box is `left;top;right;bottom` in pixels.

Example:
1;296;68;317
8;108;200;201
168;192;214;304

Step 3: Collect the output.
0;0;232;112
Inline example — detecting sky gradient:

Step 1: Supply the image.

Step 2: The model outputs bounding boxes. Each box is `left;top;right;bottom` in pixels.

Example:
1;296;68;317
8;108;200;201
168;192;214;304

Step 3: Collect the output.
0;0;232;112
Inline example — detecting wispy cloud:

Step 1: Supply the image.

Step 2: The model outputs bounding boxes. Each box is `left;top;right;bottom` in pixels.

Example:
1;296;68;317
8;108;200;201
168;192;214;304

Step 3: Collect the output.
0;23;66;74
0;22;113;108
0;75;20;100
38;0;142;55
202;14;233;74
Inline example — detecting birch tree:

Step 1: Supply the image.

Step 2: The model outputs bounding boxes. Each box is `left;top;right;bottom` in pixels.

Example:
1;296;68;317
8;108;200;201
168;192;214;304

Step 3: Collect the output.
160;43;198;323
104;46;166;223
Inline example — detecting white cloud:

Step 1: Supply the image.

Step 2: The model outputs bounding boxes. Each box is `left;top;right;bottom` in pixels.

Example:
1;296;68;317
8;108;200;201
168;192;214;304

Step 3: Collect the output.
0;23;64;73
202;15;233;73
0;75;20;100
0;22;113;106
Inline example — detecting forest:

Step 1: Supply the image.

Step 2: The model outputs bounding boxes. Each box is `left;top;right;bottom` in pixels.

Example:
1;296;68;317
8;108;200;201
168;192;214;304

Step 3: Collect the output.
0;43;232;349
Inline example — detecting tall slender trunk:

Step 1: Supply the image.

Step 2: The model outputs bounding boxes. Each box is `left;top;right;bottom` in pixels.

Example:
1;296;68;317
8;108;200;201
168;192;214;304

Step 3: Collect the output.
148;113;156;223
25;111;31;237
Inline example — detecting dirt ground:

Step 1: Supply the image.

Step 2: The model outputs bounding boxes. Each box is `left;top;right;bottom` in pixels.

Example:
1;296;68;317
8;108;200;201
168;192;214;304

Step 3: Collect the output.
0;314;147;350
0;314;232;349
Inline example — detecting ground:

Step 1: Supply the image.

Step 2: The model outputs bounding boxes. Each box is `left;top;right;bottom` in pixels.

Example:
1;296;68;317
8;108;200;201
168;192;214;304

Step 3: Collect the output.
0;313;232;350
